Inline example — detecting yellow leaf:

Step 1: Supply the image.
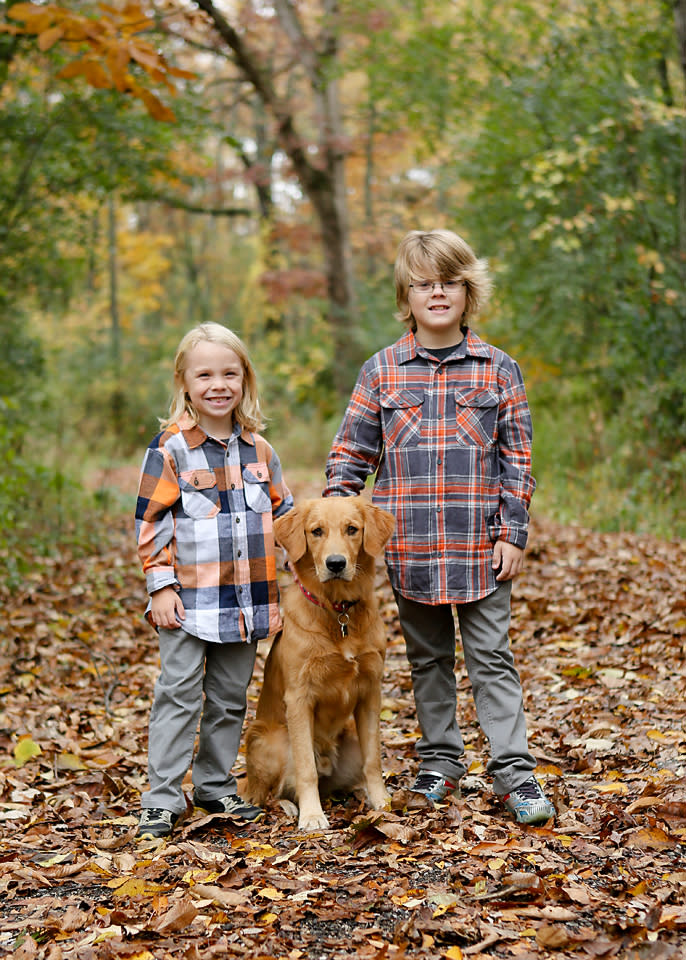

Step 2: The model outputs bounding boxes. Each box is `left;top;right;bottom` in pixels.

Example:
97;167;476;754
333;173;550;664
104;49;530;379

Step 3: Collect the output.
247;843;280;859
14;736;41;767
37;853;72;866
259;886;285;900
444;948;463;959
106;878;169;896
260;912;278;924
596;782;628;794
56;751;87;771
38;24;63;50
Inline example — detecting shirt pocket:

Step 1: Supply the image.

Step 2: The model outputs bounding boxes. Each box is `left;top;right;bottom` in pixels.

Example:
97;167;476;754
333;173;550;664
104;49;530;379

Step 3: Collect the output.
380;389;424;447
243;462;272;514
455;388;499;446
179;468;221;519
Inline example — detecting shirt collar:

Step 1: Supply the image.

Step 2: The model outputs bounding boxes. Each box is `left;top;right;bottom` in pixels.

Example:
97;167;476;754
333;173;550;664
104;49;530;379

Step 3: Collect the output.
394;327;491;364
177;412;255;448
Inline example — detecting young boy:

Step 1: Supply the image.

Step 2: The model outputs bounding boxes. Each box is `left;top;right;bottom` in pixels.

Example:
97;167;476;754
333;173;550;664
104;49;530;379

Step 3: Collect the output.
324;229;555;825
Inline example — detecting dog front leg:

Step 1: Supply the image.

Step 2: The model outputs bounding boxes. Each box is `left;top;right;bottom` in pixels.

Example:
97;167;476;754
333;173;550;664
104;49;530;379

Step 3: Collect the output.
284;694;330;831
355;698;390;811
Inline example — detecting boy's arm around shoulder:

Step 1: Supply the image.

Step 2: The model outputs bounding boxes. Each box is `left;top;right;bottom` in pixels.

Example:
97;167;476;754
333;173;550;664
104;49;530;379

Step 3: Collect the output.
324;362;383;497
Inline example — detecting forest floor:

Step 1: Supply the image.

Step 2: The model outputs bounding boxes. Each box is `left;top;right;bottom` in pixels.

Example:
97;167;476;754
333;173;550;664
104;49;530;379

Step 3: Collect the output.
1;470;685;960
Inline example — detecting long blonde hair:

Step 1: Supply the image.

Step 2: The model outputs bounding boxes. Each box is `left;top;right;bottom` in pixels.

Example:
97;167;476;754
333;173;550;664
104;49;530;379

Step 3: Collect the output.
394;229;493;330
161;322;265;432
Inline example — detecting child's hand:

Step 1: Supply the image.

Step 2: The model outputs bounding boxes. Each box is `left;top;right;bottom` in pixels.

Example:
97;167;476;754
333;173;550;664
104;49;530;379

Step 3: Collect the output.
150;586;186;629
492;541;524;581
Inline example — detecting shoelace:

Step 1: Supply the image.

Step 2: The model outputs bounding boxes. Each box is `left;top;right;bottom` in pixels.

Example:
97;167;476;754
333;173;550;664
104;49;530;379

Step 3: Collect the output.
415;773;446;790
509;778;543;800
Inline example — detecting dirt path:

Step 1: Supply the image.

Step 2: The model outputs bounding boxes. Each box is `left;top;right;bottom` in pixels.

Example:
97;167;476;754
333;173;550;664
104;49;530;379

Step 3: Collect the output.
1;483;685;959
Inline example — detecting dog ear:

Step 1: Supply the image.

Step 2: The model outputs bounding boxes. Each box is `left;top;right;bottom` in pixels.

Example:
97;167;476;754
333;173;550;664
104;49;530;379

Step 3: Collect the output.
362;502;396;557
273;505;308;561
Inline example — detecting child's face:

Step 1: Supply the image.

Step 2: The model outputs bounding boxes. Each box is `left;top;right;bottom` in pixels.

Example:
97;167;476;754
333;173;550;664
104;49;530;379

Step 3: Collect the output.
408;274;467;349
183;340;244;435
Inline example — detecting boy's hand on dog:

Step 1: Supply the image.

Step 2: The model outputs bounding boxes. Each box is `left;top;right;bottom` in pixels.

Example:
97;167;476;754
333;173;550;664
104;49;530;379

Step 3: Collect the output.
150;586;186;629
492;540;524;581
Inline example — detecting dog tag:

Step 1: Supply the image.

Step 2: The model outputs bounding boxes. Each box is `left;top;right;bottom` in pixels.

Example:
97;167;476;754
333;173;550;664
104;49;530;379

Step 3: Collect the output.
338;613;349;638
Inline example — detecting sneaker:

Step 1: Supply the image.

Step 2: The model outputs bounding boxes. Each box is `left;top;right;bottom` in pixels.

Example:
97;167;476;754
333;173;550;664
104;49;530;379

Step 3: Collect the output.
137;807;179;839
411;770;458;802
502;777;555;825
196;794;264;821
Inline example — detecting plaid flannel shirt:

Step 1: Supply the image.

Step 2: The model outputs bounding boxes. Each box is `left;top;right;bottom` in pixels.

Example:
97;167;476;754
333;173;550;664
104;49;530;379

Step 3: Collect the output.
324;328;535;604
135;413;293;643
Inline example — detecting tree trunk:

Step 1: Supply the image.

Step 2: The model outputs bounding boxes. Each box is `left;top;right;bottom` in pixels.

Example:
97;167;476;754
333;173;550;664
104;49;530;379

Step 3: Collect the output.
192;0;358;393
673;0;686;274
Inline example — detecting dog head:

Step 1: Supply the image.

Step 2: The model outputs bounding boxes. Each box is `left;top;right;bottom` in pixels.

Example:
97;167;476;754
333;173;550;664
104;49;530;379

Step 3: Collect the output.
274;497;395;584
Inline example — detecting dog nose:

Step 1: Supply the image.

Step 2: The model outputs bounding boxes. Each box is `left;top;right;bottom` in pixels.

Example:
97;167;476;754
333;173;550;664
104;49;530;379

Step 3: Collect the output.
326;555;347;575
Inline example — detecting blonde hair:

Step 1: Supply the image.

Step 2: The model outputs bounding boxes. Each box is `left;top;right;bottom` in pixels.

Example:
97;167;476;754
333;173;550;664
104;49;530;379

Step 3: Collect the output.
394;229;493;330
161;322;265;432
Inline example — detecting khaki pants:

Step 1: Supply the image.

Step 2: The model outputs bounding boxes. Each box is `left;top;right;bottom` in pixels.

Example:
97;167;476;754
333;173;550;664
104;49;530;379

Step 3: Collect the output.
141;627;257;815
394;581;536;796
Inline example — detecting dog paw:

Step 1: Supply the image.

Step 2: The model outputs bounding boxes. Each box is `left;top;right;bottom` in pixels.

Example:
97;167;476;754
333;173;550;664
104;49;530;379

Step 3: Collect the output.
298;811;330;832
279;799;299;819
368;788;391;811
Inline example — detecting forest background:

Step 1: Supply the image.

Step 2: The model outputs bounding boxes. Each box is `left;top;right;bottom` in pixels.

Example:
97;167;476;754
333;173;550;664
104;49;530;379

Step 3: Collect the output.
1;0;685;587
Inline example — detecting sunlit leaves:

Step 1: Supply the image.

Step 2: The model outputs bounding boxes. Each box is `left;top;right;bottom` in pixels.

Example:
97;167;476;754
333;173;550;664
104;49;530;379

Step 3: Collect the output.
3;1;196;121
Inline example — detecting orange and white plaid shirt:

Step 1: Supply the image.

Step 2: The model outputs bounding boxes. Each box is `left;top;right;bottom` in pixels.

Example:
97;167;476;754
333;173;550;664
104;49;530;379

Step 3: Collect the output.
135;414;292;643
324;328;535;605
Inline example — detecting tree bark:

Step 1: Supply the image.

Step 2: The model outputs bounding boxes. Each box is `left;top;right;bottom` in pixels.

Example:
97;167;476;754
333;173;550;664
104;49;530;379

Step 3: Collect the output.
192;0;357;392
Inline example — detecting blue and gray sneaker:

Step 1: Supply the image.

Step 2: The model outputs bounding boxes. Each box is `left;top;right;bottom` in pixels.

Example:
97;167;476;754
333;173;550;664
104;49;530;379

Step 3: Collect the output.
502;777;555;825
411;769;457;802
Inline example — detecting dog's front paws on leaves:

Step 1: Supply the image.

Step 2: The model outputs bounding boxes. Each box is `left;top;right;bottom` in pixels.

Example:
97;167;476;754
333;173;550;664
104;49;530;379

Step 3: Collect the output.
279;799;299;819
368;788;391;811
298;811;330;832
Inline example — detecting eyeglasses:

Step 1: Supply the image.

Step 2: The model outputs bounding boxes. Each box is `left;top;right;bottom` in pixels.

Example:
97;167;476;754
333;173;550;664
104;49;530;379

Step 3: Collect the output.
408;279;465;294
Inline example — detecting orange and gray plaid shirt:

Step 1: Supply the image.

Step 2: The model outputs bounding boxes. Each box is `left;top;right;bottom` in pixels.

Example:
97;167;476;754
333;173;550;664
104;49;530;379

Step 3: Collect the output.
324;328;535;605
135;413;293;643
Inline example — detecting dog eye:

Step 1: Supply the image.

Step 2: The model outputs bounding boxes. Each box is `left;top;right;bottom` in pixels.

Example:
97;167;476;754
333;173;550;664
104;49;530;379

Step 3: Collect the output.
310;527;324;537
346;525;359;536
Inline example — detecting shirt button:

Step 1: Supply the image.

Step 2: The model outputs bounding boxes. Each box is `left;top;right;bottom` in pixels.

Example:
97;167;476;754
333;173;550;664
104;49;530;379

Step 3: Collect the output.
231;483;236;489
237;550;242;557
437;458;443;465
236;517;240;524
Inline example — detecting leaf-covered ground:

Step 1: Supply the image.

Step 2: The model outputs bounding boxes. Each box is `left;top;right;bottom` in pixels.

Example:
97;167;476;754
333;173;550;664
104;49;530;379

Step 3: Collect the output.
1;476;685;960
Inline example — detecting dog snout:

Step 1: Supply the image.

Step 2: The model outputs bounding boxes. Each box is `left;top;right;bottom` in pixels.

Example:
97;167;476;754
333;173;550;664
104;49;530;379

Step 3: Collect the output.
325;554;347;576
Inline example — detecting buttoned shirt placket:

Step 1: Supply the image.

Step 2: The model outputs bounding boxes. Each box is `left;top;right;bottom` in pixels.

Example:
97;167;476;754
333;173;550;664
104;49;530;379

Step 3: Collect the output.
225;431;254;640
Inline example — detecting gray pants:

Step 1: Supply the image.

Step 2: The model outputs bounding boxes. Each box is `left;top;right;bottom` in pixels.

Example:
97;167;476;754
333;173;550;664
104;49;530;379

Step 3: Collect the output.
394;581;535;796
141;626;257;815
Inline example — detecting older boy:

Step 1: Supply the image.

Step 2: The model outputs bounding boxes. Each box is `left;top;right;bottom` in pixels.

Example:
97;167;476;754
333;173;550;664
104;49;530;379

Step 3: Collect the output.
324;229;554;825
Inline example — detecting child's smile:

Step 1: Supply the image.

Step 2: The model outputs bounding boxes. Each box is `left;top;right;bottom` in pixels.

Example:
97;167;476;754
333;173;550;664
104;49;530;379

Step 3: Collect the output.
184;341;244;435
410;280;467;348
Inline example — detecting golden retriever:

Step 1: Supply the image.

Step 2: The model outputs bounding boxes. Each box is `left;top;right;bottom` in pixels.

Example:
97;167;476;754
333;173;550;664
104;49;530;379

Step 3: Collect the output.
244;496;396;831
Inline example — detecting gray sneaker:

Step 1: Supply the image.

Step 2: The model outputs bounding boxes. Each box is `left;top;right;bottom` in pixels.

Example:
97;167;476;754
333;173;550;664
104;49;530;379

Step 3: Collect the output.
411;770;458;802
137;807;179;839
502;777;555;825
196;794;264;821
